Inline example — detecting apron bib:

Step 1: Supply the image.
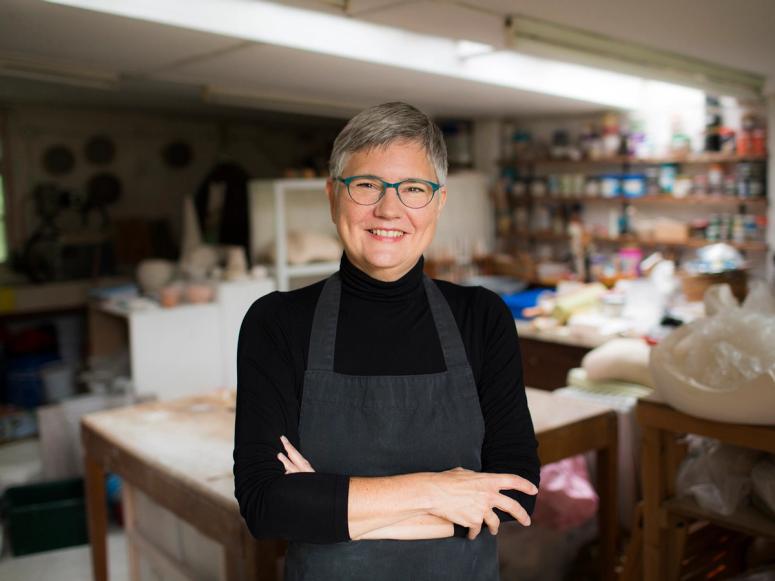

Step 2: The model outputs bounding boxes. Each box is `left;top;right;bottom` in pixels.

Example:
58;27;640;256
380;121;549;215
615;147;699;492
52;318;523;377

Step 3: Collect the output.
284;272;499;581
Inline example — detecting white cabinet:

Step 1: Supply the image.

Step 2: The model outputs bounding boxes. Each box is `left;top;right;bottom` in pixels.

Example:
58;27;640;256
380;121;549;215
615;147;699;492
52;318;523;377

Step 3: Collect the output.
249;177;340;291
89;278;275;400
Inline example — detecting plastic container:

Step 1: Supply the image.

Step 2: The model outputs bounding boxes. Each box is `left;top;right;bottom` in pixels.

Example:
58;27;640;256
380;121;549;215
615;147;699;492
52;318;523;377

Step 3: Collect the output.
621;174;646;198
600;174;621;198
2;477;89;555
501;288;553;320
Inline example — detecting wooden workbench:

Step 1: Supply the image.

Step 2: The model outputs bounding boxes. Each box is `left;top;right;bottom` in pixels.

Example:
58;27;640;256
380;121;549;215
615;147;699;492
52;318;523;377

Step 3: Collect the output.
81;387;618;581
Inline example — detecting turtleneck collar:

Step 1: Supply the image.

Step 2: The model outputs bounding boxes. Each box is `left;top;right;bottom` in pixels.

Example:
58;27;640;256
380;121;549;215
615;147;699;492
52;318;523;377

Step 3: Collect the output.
339;251;425;302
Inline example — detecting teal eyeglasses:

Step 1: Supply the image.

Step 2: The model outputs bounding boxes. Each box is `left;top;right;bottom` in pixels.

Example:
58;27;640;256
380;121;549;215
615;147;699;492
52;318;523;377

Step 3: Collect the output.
334;175;442;209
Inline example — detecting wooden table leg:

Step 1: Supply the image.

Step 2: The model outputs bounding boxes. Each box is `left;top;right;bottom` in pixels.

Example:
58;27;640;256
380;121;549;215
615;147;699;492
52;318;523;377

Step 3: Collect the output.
641;426;666;581
245;537;278;581
596;413;619;581
121;482;140;581
85;453;109;581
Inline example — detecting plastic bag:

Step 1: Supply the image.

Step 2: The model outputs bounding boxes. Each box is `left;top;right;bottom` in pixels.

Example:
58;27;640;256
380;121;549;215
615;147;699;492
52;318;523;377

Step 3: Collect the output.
531;455;599;531
751;455;775;519
675;435;761;516
674;282;775;388
649;281;775;424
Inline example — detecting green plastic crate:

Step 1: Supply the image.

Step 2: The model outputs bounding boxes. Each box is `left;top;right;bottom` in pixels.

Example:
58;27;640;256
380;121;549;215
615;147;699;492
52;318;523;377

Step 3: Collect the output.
2;477;89;556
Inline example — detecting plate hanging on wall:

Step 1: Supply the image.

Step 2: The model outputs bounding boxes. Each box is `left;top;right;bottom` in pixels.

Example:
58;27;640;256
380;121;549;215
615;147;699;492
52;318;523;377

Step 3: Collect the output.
84;135;116;165
162;141;193;169
42;144;76;176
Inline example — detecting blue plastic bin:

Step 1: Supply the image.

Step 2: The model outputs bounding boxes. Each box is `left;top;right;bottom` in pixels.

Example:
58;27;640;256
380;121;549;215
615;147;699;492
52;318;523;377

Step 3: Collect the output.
500;288;554;320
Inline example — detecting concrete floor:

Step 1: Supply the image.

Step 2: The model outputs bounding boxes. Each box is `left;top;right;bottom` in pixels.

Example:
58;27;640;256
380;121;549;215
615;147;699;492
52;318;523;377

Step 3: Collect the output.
0;523;129;581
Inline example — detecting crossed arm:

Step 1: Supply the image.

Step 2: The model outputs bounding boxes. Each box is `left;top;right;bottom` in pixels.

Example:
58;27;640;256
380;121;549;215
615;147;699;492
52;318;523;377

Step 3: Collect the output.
277;435;537;541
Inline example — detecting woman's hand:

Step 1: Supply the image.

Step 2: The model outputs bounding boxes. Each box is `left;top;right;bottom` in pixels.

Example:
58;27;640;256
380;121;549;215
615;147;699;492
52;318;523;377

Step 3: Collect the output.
277;435;315;474
426;467;537;540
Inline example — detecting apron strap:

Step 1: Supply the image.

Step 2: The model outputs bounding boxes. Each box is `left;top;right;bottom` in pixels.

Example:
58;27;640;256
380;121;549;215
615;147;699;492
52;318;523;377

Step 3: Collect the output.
307;270;470;372
307;272;341;371
422;274;469;370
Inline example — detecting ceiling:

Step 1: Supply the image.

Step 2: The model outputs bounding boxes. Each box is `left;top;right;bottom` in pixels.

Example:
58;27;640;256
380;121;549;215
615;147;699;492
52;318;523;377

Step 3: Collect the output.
1;0;773;119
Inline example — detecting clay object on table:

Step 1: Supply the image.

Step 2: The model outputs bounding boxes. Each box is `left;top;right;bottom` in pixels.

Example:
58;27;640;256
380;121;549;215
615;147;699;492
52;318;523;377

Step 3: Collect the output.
136;259;176;294
180;244;219;280
265;230;342;265
180;194;203;258
224;245;248;280
185;282;215;304
159;283;183;308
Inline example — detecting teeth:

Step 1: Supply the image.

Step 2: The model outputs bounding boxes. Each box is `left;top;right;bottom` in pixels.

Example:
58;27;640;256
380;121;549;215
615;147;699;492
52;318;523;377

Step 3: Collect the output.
370;229;404;238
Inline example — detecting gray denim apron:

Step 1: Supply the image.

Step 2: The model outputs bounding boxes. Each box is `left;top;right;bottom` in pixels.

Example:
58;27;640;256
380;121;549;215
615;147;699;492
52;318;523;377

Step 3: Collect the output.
284;271;499;581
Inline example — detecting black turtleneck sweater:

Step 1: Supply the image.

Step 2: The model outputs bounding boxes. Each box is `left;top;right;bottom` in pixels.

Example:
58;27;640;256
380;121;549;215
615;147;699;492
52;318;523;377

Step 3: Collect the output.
233;253;540;543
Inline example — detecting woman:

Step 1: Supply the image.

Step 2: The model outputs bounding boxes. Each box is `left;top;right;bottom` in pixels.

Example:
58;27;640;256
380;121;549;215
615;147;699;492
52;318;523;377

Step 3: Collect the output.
234;101;540;580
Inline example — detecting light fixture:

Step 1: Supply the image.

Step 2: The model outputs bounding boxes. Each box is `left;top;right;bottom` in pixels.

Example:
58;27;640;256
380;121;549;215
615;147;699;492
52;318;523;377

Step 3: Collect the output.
505;14;765;99
43;0;707;110
202;85;364;118
455;40;496;61
0;53;119;90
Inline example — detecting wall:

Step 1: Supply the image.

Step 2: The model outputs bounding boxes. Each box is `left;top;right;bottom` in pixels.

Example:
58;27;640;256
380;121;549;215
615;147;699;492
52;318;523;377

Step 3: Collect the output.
2;103;343;265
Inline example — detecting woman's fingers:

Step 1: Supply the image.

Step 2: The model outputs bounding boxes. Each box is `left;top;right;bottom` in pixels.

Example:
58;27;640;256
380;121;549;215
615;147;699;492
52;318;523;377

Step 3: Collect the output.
483;509;500;536
492;495;531;527
280;435;315;472
496;474;538;495
277;452;297;474
467;521;482;540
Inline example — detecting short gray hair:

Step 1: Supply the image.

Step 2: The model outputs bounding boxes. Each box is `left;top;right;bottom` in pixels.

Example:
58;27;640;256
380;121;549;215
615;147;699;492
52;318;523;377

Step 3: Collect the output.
329;101;448;184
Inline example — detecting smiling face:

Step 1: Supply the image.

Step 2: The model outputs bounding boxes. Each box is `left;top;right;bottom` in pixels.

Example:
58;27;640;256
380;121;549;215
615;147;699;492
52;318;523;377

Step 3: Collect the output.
326;139;446;282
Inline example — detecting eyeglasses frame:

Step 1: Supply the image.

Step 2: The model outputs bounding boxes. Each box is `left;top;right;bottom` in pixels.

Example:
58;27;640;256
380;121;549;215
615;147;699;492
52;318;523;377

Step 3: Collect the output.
333;174;443;209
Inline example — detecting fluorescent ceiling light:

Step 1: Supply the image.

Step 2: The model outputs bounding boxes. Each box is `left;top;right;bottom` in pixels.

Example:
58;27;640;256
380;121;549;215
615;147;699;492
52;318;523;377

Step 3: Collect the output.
203;85;364;118
0;52;119;90
45;0;703;110
505;14;764;99
456;40;495;61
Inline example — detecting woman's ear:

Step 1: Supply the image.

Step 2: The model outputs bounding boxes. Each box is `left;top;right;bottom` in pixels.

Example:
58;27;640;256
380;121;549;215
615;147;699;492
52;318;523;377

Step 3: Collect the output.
326;178;337;223
436;186;447;215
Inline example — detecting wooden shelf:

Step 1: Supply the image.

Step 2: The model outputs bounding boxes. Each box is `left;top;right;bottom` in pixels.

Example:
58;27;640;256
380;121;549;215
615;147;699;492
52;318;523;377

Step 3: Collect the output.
500;153;768;166
663;496;775;540
590;235;768;252
504;232;767;252
523;195;767;208
507;231;569;242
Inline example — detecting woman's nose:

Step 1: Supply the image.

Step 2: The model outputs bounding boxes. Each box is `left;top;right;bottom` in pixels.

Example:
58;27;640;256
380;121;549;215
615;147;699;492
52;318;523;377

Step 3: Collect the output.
374;186;404;217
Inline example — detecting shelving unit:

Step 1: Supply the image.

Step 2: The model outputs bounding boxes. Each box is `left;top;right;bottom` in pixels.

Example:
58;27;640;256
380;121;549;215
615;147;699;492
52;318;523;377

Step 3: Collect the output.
497;152;769;283
506;231;768;251
248;178;340;292
514;195;767;208
636;396;775;581
499;153;768;166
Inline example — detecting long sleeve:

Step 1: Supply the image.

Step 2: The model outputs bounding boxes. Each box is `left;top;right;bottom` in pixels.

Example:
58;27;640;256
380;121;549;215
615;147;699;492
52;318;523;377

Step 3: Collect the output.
474;287;541;521
233;293;350;543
